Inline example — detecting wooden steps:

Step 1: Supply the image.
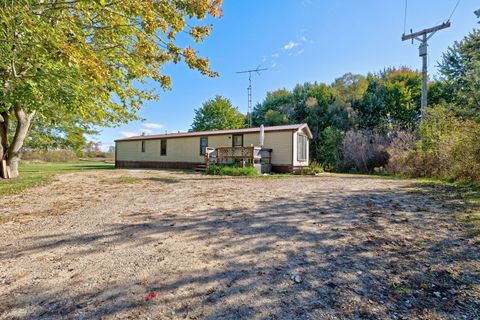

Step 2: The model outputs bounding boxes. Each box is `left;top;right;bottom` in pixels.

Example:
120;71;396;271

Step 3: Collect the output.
195;164;207;172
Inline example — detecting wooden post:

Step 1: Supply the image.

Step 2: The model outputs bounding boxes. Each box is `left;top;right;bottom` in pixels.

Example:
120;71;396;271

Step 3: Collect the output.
1;160;8;179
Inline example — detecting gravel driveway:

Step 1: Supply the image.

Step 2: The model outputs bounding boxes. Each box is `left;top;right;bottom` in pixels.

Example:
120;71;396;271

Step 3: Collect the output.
0;170;479;319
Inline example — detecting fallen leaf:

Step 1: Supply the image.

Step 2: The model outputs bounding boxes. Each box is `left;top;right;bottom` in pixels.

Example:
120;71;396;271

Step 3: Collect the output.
144;292;157;301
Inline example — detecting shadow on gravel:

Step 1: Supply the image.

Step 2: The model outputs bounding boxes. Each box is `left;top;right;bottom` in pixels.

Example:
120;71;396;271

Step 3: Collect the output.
2;181;479;319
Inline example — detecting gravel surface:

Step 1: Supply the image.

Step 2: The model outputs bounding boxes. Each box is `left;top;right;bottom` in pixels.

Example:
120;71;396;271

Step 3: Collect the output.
0;170;479;319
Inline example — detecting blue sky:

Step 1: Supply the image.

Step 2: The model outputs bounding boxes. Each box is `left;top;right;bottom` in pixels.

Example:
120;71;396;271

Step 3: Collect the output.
95;0;479;150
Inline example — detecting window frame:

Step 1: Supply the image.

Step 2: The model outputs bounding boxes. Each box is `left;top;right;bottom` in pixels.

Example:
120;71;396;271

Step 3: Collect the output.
160;139;167;156
199;137;208;156
141;141;146;153
297;134;307;162
232;134;243;147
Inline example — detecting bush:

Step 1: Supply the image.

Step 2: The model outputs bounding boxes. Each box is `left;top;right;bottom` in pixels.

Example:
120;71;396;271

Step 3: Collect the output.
302;161;325;175
385;106;480;182
341;129;389;173
22;149;78;162
384;130;418;174
205;165;259;176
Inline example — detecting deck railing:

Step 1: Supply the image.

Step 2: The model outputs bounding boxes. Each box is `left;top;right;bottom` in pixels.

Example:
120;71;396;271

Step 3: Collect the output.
204;146;272;167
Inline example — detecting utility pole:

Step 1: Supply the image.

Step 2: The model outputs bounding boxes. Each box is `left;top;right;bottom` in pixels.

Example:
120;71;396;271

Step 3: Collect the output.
402;22;450;117
236;67;267;127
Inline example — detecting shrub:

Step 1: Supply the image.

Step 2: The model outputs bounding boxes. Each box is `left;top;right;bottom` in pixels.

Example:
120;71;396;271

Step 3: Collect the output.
22;149;78;162
385;106;480;182
205;165;259;176
302;161;325;175
384;130;418;174
341;129;389;173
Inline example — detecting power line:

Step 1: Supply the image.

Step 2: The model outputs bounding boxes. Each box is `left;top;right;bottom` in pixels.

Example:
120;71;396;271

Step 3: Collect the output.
401;22;451;116
403;0;408;35
447;0;462;22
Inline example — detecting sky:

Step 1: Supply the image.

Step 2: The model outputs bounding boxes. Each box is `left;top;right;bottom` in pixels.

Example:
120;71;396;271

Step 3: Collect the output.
94;0;480;150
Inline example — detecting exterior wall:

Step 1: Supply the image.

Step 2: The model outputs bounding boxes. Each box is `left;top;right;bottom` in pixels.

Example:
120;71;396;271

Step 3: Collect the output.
244;131;293;165
116;137;204;163
117;130;295;165
292;129;310;167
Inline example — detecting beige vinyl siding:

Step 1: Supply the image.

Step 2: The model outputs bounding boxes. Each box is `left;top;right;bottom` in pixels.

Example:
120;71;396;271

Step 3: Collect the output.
117;137;204;163
207;134;232;148
293;129;309;167
244;131;293;165
117;130;295;165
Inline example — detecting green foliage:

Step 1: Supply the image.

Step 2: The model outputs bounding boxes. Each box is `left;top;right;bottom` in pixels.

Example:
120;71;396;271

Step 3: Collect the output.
252;89;293;126
389;106;480;182
0;0;222;177
354;68;422;130
191;96;246;131
438;29;480;120
317;127;344;171
301;162;324;175
20;116;95;156
205;165;259;176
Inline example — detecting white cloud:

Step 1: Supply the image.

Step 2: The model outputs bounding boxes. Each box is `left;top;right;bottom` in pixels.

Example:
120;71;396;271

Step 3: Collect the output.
271;53;280;58
300;36;307;42
283;41;299;50
142;122;164;129
119;131;140;138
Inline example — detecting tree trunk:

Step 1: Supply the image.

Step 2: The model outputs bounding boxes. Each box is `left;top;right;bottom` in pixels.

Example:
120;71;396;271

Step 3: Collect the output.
5;104;35;179
0;112;7;161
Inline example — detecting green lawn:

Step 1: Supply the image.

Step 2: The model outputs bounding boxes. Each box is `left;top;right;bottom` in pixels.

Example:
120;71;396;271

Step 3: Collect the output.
0;161;114;196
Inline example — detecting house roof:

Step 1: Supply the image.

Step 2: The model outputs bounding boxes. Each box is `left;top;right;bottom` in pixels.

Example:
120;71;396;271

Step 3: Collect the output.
115;123;312;142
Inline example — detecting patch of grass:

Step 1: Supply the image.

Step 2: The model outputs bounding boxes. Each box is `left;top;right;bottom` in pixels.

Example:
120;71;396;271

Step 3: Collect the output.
205;165;259;177
410;179;480;238
144;177;180;184
0;161;114;196
454;182;480;237
101;176;140;184
390;282;412;295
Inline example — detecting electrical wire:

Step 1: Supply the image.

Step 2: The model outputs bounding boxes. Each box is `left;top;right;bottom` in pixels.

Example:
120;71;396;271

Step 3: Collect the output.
447;0;462;22
403;0;408;34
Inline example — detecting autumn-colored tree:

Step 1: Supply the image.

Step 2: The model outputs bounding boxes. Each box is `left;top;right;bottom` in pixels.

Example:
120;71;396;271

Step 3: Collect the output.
0;0;222;178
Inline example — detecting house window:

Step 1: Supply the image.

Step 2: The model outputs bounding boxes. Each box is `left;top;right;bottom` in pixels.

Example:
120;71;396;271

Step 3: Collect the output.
160;139;167;156
232;134;243;147
141;141;146;152
297;134;307;161
200;137;208;155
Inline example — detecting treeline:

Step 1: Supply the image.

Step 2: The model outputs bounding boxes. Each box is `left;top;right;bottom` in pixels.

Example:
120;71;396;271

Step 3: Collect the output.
250;30;479;182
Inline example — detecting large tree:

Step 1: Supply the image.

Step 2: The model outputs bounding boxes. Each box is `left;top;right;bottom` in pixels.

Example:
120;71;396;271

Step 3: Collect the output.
252;89;293;126
438;29;480;120
191;95;246;131
0;0;222;178
353;68;422;130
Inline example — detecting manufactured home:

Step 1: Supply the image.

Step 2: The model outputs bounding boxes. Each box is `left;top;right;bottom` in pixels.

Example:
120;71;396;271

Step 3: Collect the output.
114;123;312;173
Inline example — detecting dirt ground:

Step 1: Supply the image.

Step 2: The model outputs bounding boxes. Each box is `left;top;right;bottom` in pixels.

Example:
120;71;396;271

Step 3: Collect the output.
0;170;479;320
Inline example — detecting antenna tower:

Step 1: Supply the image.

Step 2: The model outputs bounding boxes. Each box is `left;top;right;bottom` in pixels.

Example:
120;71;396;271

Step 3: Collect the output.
236;67;267;127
